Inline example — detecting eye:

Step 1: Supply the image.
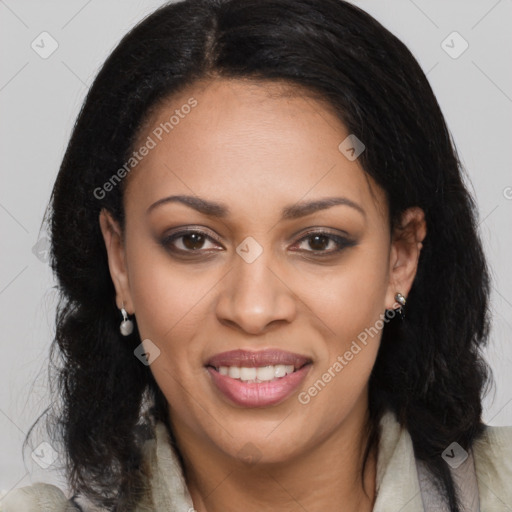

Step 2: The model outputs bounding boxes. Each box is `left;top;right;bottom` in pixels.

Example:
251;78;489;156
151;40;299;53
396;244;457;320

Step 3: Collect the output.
161;228;223;254
291;230;355;255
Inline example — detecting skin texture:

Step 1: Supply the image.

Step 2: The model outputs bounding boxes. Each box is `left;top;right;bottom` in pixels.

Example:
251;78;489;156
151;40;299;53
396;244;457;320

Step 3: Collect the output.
99;78;426;512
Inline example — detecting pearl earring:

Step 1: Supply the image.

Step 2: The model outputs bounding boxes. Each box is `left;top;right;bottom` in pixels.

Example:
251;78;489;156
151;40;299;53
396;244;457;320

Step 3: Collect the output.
394;292;406;320
120;303;134;336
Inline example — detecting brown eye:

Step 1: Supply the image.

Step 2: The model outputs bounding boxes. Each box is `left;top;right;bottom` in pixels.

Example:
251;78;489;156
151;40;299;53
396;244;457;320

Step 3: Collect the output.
292;231;356;255
161;229;223;254
307;234;331;251
181;232;206;250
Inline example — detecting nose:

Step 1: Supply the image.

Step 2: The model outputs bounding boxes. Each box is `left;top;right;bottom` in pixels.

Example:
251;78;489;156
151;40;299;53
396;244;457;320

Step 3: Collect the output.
214;247;297;335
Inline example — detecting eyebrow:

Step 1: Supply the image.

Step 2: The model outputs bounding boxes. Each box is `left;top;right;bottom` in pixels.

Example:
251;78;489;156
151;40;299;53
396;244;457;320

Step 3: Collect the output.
146;194;366;219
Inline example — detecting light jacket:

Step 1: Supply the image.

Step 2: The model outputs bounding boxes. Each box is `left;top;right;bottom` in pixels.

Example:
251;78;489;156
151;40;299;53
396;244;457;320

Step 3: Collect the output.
2;409;511;511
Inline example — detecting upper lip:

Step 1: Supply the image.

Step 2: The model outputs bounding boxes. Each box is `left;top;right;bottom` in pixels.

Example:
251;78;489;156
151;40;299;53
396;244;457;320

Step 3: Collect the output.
206;349;312;370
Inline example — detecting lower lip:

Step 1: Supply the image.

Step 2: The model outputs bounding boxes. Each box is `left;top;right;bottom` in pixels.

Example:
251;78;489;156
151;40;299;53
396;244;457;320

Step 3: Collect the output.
207;364;311;407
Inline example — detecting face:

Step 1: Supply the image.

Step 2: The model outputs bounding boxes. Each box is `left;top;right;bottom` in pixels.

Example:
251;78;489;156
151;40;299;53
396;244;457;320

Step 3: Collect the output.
100;78;425;465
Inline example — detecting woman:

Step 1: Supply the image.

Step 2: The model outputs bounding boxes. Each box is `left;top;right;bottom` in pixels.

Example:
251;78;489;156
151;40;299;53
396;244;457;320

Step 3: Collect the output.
3;0;511;511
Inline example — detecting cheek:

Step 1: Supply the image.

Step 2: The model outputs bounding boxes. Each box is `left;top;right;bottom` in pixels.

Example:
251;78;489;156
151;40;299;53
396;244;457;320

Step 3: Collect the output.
295;239;390;345
125;241;218;376
126;247;214;428
127;234;206;331
293;241;389;414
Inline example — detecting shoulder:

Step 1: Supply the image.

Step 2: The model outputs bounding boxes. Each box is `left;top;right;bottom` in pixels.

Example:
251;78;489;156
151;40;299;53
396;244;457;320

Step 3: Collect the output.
0;426;166;512
1;482;78;511
472;423;512;510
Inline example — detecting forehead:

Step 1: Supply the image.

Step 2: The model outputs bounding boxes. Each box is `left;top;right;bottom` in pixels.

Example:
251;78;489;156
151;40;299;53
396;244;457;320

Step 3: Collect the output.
124;78;386;223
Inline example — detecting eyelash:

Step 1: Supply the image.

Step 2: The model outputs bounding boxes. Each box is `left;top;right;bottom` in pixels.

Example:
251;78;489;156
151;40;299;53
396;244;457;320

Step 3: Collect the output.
160;228;355;258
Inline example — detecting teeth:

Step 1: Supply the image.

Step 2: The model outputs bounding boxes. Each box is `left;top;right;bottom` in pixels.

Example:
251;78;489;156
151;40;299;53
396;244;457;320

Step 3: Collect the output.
256;365;275;381
218;364;296;382
228;366;240;379
240;367;257;381
274;365;288;378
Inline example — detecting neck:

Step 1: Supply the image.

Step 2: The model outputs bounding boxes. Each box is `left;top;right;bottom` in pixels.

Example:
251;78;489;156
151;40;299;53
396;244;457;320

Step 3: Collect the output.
170;401;378;512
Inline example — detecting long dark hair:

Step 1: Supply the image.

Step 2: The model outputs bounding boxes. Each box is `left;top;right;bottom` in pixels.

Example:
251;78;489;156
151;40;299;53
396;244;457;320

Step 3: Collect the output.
29;0;492;510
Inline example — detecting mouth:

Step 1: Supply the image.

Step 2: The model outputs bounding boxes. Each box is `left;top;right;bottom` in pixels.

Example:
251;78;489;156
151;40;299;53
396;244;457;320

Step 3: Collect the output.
205;349;312;407
206;348;312;382
206;362;311;383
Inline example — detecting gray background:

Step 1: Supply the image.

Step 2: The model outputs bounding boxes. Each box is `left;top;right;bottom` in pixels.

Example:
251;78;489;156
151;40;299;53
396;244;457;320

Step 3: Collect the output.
1;0;511;496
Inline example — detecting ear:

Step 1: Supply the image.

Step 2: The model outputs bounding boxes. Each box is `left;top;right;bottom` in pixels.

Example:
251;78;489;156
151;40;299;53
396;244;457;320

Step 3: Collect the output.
385;207;427;309
98;208;134;314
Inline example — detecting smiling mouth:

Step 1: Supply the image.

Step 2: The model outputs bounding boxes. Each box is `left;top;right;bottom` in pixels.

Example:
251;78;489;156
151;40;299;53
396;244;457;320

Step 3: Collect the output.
206;362;311;384
205;348;313;406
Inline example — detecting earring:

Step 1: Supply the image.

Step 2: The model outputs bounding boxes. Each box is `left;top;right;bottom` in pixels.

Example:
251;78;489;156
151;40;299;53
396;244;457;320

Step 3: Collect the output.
120;302;134;336
394;292;406;320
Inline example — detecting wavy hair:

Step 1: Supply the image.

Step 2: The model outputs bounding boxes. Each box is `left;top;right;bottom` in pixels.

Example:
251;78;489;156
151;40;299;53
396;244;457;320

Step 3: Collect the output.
29;0;492;510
